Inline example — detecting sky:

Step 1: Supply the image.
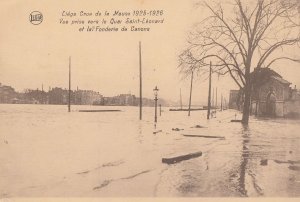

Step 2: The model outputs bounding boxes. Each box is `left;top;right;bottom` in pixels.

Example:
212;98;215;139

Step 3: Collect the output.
0;0;299;106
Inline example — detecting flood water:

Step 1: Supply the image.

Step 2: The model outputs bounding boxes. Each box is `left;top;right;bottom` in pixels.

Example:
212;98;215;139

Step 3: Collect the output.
0;104;300;197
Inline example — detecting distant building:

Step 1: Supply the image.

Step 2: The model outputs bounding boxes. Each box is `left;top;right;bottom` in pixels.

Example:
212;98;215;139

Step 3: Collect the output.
142;97;155;107
105;94;139;106
24;89;48;104
285;86;300;118
0;83;17;103
0;82;170;107
48;87;69;105
228;90;240;110
98;94;168;107
118;94;136;106
75;90;103;105
290;86;300;100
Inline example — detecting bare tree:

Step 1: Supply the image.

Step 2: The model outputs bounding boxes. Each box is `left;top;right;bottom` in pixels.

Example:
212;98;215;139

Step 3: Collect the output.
180;0;300;124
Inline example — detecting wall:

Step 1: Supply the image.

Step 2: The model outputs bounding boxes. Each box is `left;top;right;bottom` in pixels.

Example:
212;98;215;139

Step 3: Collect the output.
252;78;291;117
284;100;300;118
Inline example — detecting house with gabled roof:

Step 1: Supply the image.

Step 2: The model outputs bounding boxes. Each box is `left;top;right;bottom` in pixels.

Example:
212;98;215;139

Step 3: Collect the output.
250;67;300;117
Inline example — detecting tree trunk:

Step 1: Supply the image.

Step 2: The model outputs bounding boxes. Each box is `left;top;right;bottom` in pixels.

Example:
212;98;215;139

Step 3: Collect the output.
207;62;212;119
242;68;251;124
188;70;194;116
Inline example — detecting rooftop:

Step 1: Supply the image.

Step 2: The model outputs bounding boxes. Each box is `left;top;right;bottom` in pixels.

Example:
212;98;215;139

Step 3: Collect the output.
271;76;291;85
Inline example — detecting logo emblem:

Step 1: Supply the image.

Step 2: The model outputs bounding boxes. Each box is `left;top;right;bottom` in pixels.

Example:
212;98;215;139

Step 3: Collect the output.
29;11;43;25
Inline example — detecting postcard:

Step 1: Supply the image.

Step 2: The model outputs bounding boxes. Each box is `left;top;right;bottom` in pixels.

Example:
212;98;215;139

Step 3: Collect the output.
0;0;299;201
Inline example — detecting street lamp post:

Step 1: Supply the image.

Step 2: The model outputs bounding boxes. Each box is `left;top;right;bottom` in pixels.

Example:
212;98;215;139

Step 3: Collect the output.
159;104;162;116
153;86;159;123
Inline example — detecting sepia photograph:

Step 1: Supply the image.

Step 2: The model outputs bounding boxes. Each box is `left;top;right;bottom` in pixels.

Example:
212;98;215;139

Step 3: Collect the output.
0;0;300;200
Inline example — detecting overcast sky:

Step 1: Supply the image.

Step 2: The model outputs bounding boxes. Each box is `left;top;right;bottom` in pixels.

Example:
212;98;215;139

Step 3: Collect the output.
0;0;299;105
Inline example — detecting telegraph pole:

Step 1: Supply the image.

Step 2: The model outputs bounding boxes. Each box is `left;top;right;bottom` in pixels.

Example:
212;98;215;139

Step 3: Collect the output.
221;94;223;111
215;87;218;116
188;70;194;116
207;62;212;119
139;41;143;120
212;88;214;109
159;104;162;116
155;97;158;123
153;86;159;123
215;87;218;109
68;56;71;112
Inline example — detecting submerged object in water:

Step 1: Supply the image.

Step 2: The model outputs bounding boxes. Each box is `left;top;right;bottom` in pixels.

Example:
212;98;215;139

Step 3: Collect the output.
79;109;121;112
162;151;202;164
182;134;225;139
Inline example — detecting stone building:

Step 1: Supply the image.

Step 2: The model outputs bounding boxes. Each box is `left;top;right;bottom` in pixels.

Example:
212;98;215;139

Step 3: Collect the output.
250;67;298;117
228;68;300;118
251;76;291;117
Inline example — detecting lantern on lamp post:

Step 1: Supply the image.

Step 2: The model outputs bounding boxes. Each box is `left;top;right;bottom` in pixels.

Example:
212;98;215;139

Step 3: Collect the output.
153;86;159;123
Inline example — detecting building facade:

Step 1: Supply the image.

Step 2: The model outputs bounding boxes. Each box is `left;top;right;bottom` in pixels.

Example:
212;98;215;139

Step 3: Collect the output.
0;83;17;103
250;67;300;117
228;68;300;118
75;90;103;105
251;75;291;117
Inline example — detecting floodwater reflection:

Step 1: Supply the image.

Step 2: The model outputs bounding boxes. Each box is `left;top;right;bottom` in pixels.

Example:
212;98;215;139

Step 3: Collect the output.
0;105;299;197
238;124;250;196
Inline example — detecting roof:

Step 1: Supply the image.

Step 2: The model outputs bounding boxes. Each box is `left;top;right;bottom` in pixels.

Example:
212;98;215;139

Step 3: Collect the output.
271;76;291;85
251;67;291;88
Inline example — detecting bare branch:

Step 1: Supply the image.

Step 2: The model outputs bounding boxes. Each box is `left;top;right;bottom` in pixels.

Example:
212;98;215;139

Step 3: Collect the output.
266;56;300;67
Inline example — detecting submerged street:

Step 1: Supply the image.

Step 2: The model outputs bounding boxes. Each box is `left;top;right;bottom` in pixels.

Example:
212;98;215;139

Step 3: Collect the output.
0;104;300;197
